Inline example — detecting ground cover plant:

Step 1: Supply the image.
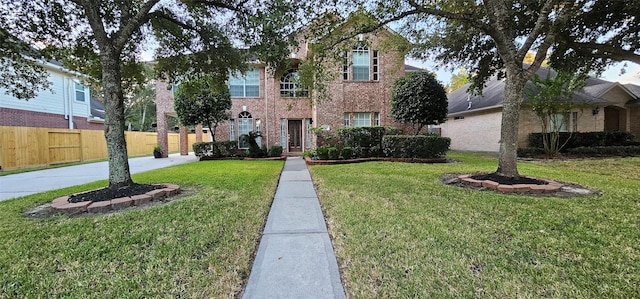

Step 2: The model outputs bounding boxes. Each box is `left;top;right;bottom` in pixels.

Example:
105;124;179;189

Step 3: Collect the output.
0;160;283;297
310;152;640;298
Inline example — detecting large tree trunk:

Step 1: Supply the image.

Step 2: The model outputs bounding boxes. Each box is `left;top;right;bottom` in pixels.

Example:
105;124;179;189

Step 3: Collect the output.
101;51;134;188
496;68;527;177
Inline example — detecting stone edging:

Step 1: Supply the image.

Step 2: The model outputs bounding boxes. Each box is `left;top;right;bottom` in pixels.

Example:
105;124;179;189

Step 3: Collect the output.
457;174;562;194
304;156;447;165
50;183;180;214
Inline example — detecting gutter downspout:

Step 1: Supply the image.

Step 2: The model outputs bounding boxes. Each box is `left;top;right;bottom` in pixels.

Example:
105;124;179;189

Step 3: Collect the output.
68;78;74;129
63;77;69;122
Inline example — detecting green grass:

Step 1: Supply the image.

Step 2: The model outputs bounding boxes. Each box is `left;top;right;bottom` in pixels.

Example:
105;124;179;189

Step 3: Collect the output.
0;160;283;298
310;152;640;298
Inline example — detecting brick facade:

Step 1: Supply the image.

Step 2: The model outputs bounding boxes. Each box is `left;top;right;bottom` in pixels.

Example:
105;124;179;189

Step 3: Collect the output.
156;28;408;154
0;107;103;130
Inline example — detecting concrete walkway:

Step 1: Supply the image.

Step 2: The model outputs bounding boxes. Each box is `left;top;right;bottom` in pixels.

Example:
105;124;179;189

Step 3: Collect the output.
0;153;198;201
242;157;346;298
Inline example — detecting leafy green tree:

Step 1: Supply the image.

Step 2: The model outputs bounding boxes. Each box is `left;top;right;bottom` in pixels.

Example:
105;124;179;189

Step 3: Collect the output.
174;77;231;142
361;0;640;177
125;82;156;132
0;28;51;99
0;0;316;188
447;68;470;93
525;70;587;156
391;72;448;135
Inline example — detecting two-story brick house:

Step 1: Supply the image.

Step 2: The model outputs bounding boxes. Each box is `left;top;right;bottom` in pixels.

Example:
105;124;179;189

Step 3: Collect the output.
155;23;409;156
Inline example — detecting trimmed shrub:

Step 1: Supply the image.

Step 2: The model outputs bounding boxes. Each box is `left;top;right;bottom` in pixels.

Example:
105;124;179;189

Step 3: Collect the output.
567;146;640;157
268;145;283;157
316;146;330;160
341;147;353;159
302;149;315;158
337;126;401;158
517;147;545;157
193;141;239;158
382;135;450;158
315;130;341;148
328;147;340;160
528;131;637;151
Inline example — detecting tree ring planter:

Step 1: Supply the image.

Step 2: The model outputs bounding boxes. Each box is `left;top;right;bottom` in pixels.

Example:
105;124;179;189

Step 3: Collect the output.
50;183;181;215
442;173;599;197
456;173;562;194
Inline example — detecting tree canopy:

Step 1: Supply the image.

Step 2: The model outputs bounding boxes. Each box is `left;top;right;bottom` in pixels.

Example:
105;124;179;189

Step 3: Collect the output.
391;72;448;135
0;0;321;188
174;77;231;142
447;68;470;93
361;0;640;177
0;28;52;99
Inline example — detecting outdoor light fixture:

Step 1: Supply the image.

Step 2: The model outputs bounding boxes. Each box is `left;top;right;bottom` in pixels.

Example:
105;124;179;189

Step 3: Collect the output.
592;106;600;115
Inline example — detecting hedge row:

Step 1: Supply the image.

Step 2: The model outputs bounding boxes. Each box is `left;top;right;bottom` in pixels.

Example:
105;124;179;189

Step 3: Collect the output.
193;141;284;159
382;135;451;158
567;146;640;157
313;135;450;160
316;127;402;158
528;131;639;151
193;141;240;158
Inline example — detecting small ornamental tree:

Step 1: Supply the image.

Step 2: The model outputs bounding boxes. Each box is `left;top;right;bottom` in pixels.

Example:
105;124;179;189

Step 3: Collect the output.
391;72;448;135
525;70;587;156
174;76;231;142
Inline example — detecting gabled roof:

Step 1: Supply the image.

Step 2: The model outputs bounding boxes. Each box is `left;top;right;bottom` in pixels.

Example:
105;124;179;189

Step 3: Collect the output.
404;64;424;72
624;83;640;98
447;66;640;115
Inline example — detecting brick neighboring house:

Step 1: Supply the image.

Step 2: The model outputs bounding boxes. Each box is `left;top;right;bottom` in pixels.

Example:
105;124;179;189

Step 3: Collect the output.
155;23;411;156
440;67;640;152
0;59;104;130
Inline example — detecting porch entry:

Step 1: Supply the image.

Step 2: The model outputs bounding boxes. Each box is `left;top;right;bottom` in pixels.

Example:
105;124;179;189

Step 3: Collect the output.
288;120;302;152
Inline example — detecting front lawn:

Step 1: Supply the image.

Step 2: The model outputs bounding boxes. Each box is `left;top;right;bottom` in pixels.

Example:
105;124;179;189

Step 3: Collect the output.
310;152;640;298
0;160;283;298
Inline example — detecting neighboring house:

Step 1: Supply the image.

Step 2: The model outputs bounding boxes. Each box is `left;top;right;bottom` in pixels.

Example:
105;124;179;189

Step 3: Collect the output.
156;21;410;155
0;59;104;130
440;67;640;152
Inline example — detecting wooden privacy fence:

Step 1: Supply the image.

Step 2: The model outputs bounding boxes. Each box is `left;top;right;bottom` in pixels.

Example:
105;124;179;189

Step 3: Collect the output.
0;126;195;171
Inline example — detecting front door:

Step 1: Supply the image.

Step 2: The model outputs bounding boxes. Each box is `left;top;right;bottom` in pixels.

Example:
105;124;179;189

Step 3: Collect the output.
288;120;302;152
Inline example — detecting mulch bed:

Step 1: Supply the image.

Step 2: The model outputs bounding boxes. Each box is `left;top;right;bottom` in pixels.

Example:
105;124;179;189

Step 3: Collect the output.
68;184;163;203
470;173;547;185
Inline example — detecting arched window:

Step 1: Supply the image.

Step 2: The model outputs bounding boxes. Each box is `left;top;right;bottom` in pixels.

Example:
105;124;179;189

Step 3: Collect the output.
279;70;308;98
238;111;253;149
352;43;370;81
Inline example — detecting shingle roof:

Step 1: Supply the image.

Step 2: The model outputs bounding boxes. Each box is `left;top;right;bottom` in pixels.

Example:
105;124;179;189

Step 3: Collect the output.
404;64;424;72
448;66;640;115
624;83;640;98
90;97;105;119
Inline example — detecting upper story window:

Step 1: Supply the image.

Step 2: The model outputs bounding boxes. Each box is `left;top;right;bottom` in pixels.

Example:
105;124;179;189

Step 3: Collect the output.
343;43;379;82
74;82;85;102
279;70;308;98
352;44;370;81
229;68;259;97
